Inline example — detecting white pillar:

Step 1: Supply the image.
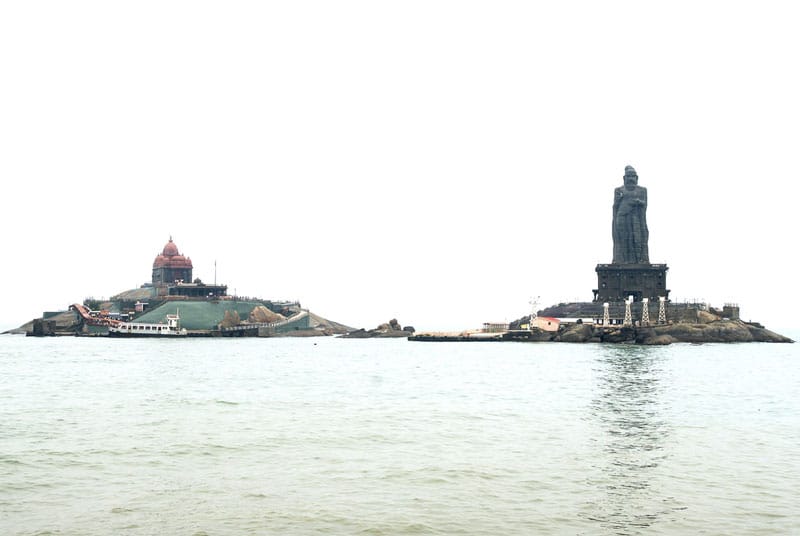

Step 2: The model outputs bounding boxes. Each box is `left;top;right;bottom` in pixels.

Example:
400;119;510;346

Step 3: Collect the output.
623;297;633;327
658;296;667;324
641;298;650;325
603;302;610;326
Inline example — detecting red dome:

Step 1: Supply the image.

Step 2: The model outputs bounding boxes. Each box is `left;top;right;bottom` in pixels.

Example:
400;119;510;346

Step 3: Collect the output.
162;239;179;256
169;255;192;268
153;239;193;269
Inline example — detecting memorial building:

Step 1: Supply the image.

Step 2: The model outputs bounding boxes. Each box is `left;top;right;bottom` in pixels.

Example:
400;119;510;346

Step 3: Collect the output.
152;238;193;286
151;237;227;298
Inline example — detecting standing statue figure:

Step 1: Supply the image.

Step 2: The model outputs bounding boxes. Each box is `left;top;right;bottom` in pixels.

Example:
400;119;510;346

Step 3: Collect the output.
612;165;649;264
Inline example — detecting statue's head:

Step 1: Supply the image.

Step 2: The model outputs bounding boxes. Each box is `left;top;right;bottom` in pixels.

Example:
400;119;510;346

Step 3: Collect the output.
623;165;638;187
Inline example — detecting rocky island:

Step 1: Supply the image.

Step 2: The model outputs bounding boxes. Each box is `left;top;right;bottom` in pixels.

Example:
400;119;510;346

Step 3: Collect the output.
410;166;792;345
7;238;353;338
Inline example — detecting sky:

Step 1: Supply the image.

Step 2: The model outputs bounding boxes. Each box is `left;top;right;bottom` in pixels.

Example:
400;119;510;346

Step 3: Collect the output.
1;1;799;333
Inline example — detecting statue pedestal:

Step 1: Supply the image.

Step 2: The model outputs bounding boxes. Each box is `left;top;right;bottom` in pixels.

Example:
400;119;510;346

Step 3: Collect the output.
594;263;669;303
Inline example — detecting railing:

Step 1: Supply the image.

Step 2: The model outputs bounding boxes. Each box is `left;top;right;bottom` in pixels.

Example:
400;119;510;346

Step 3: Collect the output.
220;310;309;332
70;303;122;327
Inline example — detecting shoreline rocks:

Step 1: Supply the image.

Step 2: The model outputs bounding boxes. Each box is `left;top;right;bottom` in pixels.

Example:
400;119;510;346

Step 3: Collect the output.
411;319;792;345
642;321;792;344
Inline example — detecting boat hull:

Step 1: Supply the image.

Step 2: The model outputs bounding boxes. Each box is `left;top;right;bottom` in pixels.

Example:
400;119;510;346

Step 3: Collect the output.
108;331;187;338
108;312;187;337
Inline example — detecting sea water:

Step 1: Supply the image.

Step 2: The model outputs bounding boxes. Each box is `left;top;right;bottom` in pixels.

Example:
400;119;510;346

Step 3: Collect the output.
1;335;798;535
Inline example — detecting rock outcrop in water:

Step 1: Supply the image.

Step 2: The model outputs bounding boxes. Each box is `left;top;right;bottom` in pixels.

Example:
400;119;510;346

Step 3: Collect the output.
340;318;415;338
638;321;791;344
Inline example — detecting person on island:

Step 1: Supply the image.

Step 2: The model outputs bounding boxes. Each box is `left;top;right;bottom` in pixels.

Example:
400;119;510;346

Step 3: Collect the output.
612;165;649;264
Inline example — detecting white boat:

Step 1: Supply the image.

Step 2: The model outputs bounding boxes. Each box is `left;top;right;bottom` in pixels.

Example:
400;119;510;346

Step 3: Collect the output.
108;312;187;337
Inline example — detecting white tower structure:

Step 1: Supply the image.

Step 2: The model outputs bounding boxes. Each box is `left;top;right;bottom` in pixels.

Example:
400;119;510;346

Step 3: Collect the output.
658;296;667;324
528;296;539;332
641;298;650;325
603;302;610;326
623;296;633;327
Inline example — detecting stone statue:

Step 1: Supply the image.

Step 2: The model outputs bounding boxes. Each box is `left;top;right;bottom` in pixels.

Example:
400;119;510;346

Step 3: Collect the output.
612;165;649;264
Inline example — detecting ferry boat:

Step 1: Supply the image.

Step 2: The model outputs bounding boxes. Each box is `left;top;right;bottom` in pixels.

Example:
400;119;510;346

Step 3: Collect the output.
108;312;188;337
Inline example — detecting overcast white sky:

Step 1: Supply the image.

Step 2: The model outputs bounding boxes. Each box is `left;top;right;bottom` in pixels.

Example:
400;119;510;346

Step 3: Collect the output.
2;1;799;332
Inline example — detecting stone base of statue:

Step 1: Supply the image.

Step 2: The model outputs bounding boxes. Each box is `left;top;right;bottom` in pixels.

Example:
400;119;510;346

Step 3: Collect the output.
593;263;669;303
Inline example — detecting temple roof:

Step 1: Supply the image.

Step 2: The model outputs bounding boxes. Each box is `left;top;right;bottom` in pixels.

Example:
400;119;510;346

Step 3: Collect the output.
153;238;193;269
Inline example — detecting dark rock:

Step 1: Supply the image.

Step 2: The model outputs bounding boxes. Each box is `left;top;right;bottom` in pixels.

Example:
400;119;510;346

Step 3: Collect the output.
635;327;657;344
374;330;412;338
31;319;56;336
341;328;370;339
641;334;679;345
508;315;531;331
603;320;796;345
747;325;794;343
602;328;636;343
340;319;412;339
559;323;593;343
650;321;751;343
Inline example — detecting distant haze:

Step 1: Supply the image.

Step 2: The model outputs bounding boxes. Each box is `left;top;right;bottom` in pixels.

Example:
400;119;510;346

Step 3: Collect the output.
2;2;798;332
